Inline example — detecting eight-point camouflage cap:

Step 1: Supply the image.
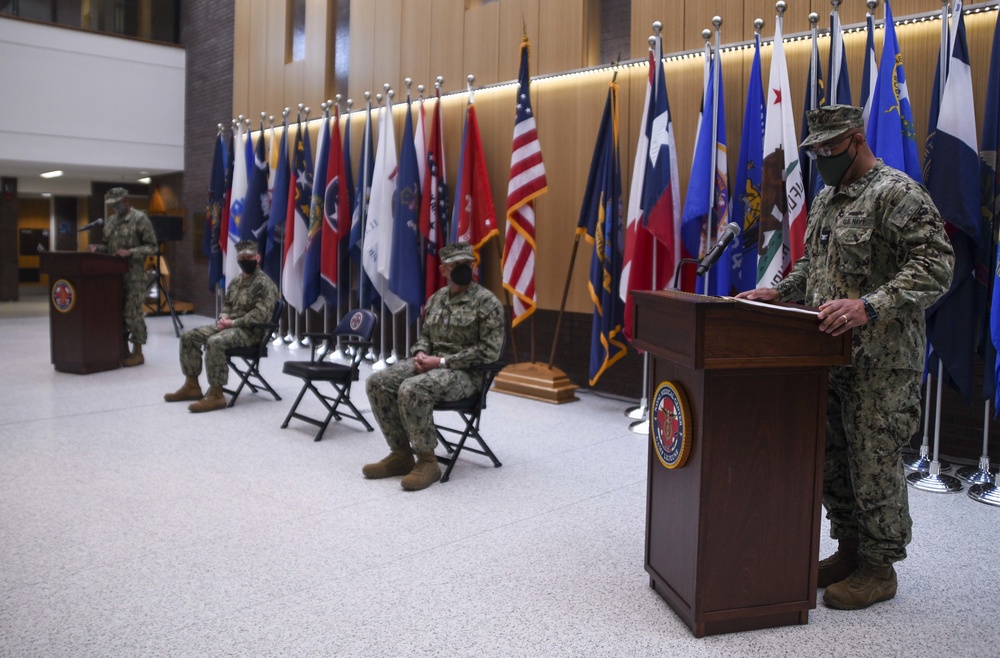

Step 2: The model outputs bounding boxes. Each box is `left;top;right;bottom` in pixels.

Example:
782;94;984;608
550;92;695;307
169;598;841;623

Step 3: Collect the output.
440;241;474;264
799;104;864;149
105;187;128;204
236;239;259;256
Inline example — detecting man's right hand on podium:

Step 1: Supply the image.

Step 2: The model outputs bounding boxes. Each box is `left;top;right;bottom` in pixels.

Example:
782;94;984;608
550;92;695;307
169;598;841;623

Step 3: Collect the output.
735;288;779;303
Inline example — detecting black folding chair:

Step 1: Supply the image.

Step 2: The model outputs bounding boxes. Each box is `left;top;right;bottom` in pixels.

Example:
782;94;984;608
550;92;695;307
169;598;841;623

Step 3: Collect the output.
223;298;284;407
433;355;506;483
281;309;377;441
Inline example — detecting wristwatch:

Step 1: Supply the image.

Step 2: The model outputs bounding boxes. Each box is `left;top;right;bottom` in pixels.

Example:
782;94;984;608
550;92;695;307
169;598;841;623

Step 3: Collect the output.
440;357;447;369
861;298;878;323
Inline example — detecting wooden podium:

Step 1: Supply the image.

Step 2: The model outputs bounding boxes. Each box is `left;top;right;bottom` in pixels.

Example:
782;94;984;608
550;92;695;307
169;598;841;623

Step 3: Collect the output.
39;252;128;374
632;290;851;637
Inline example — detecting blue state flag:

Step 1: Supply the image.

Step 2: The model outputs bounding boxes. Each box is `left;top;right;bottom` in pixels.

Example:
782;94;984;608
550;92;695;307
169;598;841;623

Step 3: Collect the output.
349;104;380;309
264;126;289;283
681;52;729;296
732;33;765;294
800;27;825;207
578;82;626;387
242;125;270;256
866;0;921;182
449;110;469;244
303;115;330;309
206;133;227;291
984;9;1000;409
925;2;980;401
389;99;424;312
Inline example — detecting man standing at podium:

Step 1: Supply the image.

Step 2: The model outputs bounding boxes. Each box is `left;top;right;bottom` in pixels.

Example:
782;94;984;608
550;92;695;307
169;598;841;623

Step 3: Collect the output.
164;240;278;412
738;106;954;611
89;187;158;367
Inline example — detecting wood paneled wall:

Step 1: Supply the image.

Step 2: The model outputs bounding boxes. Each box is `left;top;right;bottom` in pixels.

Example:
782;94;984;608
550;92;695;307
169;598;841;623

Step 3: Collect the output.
233;1;1000;315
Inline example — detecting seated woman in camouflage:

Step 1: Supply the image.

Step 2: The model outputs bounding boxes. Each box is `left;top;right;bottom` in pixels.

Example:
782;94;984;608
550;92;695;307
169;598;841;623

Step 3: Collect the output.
364;242;505;491
164;240;278;413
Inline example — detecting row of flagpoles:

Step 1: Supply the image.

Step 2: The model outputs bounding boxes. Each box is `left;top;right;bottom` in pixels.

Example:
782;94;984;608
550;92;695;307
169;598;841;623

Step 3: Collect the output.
202;0;1000;437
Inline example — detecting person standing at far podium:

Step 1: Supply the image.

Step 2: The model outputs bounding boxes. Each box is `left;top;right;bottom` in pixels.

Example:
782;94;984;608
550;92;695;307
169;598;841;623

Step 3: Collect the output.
738;105;953;611
88;187;158;367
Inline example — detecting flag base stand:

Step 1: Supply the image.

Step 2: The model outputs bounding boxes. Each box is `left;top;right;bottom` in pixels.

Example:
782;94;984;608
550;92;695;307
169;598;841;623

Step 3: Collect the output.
493;362;579;404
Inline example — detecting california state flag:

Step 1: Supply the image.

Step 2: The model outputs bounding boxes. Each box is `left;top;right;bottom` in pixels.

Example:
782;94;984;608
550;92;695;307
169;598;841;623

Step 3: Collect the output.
757;13;807;288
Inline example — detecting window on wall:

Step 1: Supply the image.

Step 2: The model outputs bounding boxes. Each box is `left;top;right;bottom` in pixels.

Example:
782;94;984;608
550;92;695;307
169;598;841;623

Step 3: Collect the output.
0;0;179;44
287;0;306;63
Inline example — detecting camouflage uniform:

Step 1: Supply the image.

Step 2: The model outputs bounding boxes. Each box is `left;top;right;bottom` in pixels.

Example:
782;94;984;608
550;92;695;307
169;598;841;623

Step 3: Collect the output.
179;268;278;387
93;207;158;345
366;282;505;453
776;160;954;566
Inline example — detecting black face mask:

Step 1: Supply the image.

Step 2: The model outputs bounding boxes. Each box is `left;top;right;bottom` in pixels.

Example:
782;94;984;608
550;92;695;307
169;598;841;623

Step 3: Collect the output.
238;259;258;275
450;264;473;286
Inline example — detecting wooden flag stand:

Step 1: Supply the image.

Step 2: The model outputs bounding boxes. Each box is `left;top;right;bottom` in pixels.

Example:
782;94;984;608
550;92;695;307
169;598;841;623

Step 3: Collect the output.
493;234;586;404
493;361;578;403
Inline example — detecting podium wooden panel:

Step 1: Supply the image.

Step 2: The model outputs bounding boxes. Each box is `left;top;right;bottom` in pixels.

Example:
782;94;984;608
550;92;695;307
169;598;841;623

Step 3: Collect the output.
39;252;128;374
632;290;852;637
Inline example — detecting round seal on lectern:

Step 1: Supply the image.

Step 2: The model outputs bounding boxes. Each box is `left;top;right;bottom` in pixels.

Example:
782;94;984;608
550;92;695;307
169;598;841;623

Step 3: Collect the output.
51;279;75;313
651;381;692;469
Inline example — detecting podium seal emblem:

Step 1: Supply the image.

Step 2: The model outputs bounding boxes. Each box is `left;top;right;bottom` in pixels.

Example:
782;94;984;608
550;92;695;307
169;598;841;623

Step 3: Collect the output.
51;279;75;313
652;381;691;469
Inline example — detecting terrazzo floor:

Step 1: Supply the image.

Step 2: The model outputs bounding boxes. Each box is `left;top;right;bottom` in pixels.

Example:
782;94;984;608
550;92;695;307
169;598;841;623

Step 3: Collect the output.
2;293;999;657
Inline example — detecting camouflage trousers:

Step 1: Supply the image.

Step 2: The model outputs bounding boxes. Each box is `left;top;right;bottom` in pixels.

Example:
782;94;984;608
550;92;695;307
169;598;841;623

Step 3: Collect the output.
123;268;147;345
824;366;920;566
179;324;256;387
366;359;478;453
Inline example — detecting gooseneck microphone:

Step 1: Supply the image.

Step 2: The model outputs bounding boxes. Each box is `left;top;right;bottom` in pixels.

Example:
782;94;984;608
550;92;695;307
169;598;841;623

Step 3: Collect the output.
78;218;104;232
695;222;741;277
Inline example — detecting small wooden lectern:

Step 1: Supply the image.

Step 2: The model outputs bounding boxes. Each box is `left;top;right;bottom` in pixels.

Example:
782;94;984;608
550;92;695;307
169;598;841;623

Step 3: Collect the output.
632;290;851;637
39;252;128;374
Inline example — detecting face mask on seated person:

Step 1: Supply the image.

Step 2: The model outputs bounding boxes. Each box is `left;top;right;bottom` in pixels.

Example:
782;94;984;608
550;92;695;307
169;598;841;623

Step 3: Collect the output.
450;264;473;286
238;259;258;275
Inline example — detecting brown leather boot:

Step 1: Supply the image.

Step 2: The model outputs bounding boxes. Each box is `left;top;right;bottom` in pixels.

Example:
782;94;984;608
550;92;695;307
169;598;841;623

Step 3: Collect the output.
362;448;415;479
122;344;144;367
188;386;227;413
165;377;203;402
817;539;859;588
401;451;442;491
823;562;897;610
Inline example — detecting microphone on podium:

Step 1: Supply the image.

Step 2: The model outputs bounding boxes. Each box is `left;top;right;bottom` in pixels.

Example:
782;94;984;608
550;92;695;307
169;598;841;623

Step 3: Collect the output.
78;218;104;232
696;222;741;277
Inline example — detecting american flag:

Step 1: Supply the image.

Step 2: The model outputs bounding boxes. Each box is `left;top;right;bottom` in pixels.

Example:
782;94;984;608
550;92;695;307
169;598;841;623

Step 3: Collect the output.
502;37;547;328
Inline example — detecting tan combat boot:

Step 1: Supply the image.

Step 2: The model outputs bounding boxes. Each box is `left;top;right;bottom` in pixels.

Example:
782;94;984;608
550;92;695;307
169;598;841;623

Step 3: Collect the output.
362;448;415;479
817;539;859;588
164;376;203;402
400;451;442;491
188;386;227;413
123;343;144;367
823;562;897;610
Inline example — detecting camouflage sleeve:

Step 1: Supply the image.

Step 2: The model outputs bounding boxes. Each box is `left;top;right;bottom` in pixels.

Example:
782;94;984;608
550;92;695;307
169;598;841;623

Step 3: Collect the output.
410;290;441;356
92;244;109;254
130;213;159;259
446;291;505;369
232;277;278;328
864;190;954;321
776;252;809;302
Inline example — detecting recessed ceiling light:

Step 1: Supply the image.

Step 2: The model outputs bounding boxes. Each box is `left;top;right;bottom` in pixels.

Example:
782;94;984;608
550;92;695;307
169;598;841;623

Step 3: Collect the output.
40;170;63;179
40;192;52;197
137;177;151;184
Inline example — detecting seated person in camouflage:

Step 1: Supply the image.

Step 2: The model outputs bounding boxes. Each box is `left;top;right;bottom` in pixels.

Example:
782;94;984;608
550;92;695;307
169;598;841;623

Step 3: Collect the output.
364;242;505;491
165;240;279;413
88;187;158;367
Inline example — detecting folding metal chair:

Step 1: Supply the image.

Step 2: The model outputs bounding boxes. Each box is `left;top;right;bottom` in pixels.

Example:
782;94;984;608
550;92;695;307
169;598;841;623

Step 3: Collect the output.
281;309;377;441
223;298;284;407
433;356;506;483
